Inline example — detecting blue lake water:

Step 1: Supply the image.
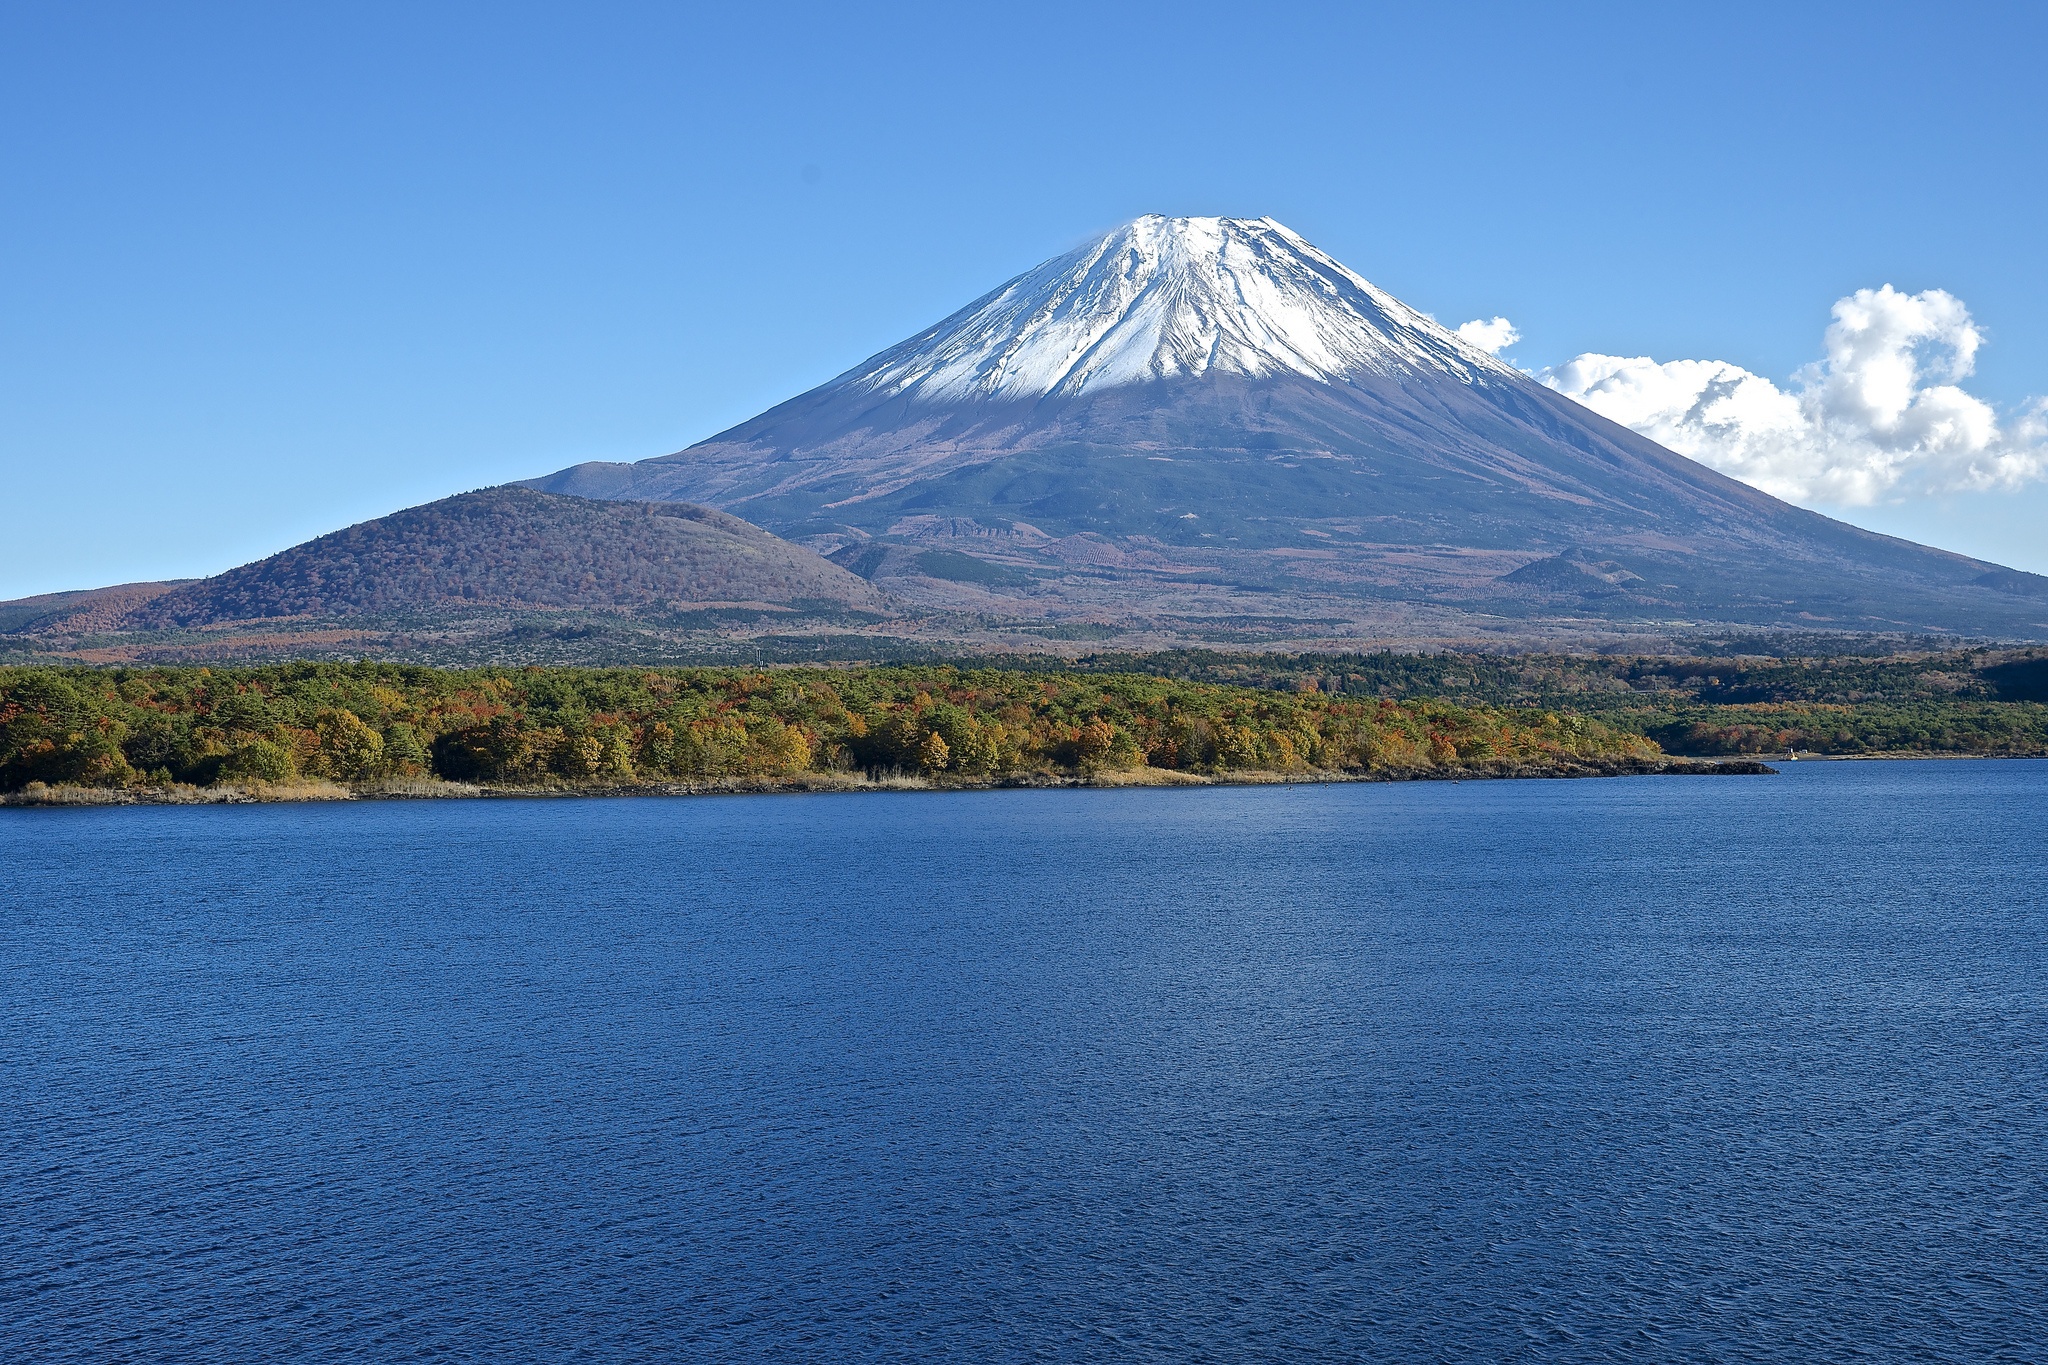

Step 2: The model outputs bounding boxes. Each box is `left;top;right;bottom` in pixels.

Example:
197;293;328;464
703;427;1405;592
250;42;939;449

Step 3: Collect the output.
4;761;2046;1362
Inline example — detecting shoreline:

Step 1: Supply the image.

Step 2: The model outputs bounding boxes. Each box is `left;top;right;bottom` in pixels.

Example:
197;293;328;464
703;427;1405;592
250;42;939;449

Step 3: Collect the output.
2;757;1774;808
1671;750;2048;766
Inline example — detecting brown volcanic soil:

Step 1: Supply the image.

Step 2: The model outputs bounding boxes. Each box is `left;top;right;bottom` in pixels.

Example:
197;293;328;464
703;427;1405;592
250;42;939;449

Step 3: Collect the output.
119;487;888;629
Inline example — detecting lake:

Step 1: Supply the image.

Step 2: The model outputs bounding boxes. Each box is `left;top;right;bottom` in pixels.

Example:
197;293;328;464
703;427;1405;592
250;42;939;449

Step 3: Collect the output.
4;761;2045;1362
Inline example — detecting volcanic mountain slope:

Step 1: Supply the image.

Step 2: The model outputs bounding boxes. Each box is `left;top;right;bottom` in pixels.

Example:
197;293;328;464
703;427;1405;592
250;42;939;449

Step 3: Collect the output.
527;215;2048;639
114;487;887;629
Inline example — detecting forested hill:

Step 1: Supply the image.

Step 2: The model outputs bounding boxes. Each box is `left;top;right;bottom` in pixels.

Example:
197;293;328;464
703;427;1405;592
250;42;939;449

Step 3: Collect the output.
119;488;888;629
0;582;187;635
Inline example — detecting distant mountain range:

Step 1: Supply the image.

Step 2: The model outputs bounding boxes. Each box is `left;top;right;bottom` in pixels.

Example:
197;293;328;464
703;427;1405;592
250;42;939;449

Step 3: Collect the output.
526;215;2048;640
9;215;2046;660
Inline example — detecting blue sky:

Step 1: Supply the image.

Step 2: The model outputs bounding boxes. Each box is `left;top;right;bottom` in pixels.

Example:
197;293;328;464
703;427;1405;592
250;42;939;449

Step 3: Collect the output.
4;1;2044;599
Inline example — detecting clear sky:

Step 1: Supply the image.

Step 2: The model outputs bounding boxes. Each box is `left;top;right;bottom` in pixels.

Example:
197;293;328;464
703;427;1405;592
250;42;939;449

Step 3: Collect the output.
4;1;2044;599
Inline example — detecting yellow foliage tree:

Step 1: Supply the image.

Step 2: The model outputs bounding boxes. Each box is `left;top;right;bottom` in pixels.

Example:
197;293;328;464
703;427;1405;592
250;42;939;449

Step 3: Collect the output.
308;709;384;780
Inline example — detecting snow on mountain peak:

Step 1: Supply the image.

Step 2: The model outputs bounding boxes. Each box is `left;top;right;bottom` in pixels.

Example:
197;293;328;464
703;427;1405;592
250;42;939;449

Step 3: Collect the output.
839;215;1520;403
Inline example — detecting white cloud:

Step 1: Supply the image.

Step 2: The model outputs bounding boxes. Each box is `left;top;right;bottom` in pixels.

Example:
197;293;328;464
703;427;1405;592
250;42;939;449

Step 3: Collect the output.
1456;316;1520;354
1535;285;2048;505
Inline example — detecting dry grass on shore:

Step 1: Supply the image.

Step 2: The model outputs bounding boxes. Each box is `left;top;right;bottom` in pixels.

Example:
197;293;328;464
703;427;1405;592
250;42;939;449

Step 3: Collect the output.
3;756;1769;809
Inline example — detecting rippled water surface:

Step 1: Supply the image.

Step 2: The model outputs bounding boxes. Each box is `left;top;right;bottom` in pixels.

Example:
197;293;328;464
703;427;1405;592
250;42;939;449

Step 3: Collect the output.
5;761;2047;1362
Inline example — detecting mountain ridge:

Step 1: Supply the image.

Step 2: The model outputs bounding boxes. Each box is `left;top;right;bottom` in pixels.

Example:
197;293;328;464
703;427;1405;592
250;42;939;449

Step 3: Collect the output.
112;488;888;629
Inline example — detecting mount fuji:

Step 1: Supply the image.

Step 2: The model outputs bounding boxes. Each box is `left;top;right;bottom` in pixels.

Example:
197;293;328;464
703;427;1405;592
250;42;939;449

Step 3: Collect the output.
526;215;2047;640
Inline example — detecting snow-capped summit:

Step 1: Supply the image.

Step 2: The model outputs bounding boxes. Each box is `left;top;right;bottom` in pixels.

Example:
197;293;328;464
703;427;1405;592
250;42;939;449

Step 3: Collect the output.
841;215;1519;403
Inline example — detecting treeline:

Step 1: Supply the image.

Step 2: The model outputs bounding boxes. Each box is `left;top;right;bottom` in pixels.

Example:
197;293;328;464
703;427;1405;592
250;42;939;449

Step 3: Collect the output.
1633;703;2048;756
0;663;1656;792
1069;647;2048;707
1068;648;2048;756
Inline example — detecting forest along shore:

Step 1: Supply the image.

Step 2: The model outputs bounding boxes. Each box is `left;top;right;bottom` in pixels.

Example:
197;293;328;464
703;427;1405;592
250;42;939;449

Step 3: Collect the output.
0;663;1780;807
1071;647;2048;757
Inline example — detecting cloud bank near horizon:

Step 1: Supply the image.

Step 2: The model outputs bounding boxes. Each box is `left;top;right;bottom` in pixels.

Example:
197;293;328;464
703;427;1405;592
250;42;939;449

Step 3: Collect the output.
1462;287;2047;505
